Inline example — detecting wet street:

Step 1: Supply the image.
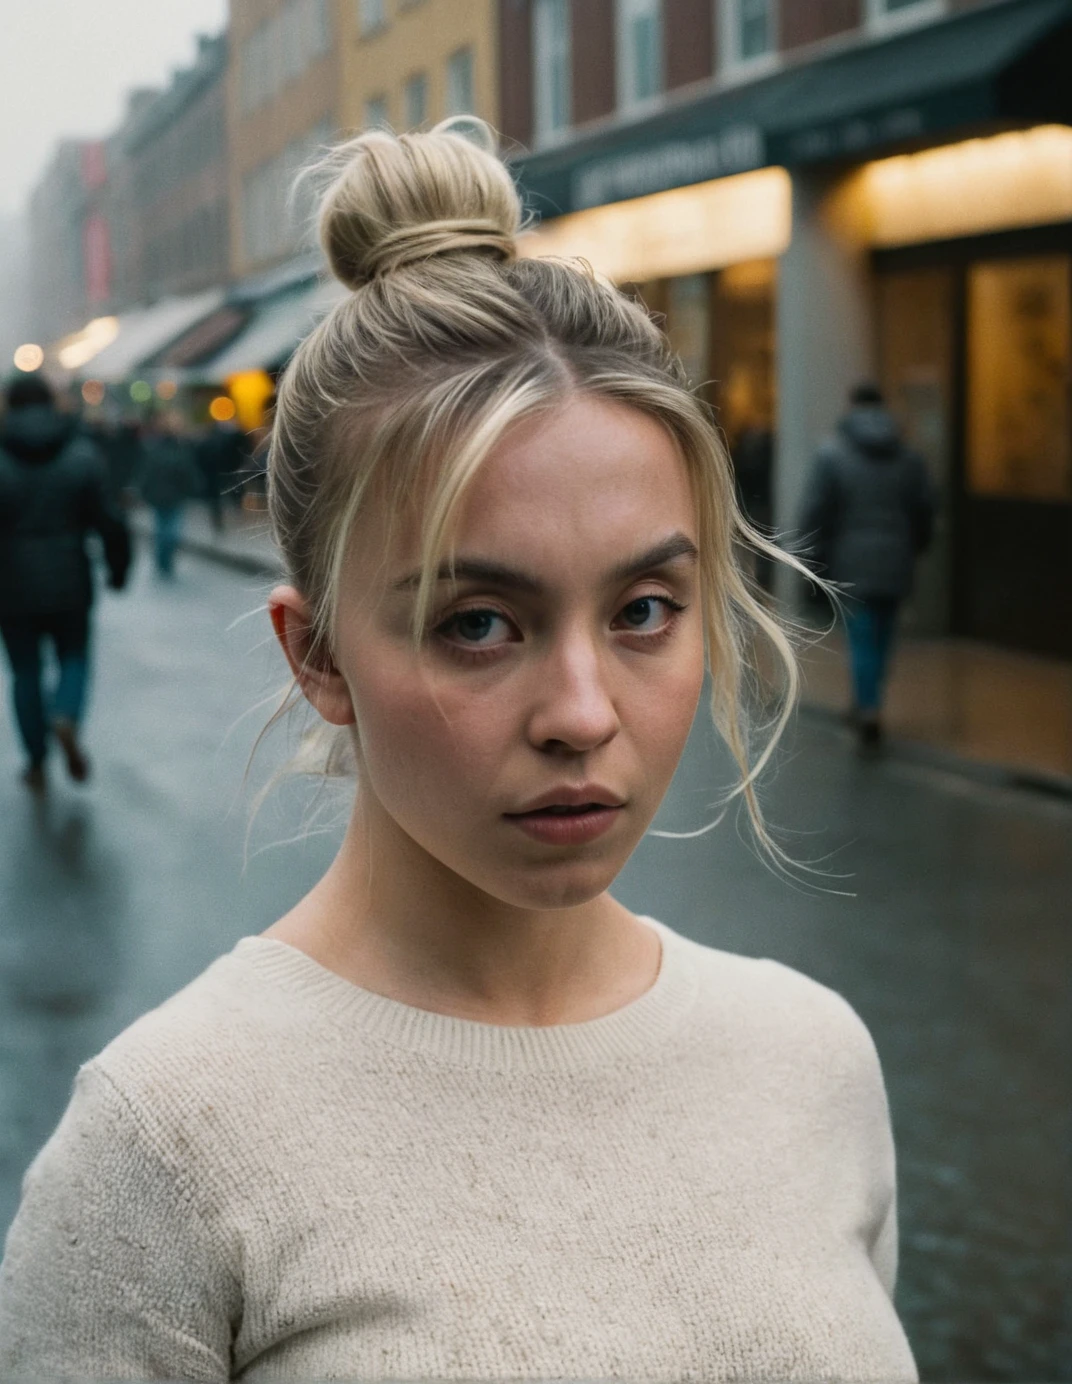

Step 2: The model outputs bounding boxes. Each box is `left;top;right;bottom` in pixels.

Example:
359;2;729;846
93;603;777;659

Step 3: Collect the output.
0;546;1069;1382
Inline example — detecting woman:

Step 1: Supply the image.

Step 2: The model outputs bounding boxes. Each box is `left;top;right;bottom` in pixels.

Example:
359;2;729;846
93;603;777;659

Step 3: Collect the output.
0;122;917;1381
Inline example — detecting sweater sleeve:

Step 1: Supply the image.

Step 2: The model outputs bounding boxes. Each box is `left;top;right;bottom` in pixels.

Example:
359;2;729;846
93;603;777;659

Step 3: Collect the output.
0;1061;238;1380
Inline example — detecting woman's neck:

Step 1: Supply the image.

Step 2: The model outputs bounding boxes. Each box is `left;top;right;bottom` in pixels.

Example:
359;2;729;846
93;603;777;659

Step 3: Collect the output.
262;801;659;1027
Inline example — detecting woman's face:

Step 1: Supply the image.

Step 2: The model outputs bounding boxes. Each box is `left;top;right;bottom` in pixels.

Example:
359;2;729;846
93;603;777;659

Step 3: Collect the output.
330;394;705;911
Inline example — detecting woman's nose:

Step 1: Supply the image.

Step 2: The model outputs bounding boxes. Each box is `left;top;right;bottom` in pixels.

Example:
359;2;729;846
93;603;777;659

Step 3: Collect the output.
526;635;621;754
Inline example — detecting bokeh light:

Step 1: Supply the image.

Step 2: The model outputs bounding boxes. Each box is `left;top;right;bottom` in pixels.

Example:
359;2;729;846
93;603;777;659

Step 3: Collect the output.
156;379;179;400
208;395;237;422
129;380;152;403
13;344;44;372
81;380;105;407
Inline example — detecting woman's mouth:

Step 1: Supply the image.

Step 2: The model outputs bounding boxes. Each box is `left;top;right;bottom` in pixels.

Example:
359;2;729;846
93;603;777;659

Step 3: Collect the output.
503;803;624;846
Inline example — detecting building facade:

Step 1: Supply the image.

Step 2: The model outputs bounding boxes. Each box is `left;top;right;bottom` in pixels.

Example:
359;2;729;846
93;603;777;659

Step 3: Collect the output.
227;0;341;277
339;0;498;137
122;35;231;305
507;0;1072;658
27;139;112;345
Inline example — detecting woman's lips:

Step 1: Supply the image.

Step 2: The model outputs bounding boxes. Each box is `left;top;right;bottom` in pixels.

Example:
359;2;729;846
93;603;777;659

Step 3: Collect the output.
503;804;623;845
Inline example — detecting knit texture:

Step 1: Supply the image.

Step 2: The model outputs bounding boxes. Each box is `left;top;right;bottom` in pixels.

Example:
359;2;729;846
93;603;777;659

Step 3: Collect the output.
0;917;917;1381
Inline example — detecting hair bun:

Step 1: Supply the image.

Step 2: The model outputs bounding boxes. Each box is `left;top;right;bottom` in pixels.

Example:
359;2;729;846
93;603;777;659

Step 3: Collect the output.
315;118;521;291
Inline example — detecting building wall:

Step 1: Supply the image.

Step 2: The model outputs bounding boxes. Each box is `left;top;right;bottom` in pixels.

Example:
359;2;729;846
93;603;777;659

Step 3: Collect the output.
665;0;715;89
571;0;615;126
338;0;499;139
27;142;95;344
227;0;342;277
125;37;230;303
779;0;859;51
499;0;533;148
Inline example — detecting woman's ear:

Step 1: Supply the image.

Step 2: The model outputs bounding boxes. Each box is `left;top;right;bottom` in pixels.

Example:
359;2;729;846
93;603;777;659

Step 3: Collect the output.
268;585;356;727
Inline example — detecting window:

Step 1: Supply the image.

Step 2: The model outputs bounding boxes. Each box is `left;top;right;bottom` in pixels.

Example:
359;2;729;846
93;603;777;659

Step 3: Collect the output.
404;72;428;128
866;0;945;30
445;46;475;115
721;0;774;67
617;0;662;108
365;94;390;129
738;0;772;59
532;0;570;142
240;0;334;113
359;0;387;36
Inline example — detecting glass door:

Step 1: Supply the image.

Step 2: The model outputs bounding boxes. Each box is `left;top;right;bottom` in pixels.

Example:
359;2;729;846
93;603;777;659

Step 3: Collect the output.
962;255;1072;655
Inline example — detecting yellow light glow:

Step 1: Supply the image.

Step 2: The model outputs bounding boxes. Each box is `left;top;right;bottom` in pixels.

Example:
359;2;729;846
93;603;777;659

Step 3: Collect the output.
56;316;120;371
81;379;105;407
209;395;238;422
225;370;274;431
863;125;1072;248
517;167;792;284
156;379;178;400
13;343;44;372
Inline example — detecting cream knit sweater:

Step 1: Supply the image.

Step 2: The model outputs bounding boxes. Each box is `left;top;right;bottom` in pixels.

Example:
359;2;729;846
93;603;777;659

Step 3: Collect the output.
0;916;917;1382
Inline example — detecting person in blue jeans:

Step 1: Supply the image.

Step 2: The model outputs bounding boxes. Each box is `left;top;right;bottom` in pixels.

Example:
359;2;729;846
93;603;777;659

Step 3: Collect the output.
797;382;935;753
138;412;203;577
0;373;131;791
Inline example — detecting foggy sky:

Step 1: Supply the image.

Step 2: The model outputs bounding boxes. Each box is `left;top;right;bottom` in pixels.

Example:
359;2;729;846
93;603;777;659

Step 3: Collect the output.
0;0;229;219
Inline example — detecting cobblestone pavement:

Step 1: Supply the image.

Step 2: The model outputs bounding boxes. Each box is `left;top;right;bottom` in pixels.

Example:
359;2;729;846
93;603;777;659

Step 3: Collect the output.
0;549;1069;1381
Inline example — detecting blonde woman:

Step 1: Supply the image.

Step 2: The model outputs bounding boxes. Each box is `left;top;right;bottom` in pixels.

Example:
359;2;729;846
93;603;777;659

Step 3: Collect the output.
0;122;917;1381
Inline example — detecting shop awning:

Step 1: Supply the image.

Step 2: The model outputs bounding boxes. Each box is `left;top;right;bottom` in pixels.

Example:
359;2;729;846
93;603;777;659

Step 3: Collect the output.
189;275;347;383
515;0;1072;217
79;288;225;382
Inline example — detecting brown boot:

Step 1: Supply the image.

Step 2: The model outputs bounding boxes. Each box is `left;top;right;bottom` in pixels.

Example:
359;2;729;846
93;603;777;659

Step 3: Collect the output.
52;717;91;782
21;762;47;794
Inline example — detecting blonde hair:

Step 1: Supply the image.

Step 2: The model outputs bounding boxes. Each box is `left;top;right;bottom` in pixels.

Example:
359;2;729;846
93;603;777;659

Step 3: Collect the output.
268;118;821;867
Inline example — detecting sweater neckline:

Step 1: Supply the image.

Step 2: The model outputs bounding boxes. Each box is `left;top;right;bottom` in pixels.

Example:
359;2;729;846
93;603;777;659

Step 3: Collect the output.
232;916;698;1072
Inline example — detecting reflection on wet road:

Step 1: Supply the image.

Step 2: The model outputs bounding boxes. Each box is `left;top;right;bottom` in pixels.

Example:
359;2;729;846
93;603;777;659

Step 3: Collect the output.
1;550;1069;1381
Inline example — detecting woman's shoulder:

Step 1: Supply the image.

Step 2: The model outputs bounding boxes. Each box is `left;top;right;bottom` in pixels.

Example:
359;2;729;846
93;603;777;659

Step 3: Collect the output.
89;938;306;1122
662;924;884;1079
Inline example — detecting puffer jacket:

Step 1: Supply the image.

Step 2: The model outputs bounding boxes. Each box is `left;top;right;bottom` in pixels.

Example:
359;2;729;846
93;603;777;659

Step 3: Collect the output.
138;436;203;510
0;404;132;619
797;405;935;601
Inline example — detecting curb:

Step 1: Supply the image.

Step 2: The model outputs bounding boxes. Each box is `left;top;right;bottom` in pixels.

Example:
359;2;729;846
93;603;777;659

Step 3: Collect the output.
800;702;1072;804
167;526;1072;807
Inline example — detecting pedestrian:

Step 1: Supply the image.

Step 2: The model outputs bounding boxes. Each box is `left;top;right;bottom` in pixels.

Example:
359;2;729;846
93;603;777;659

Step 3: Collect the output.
104;415;145;507
138;411;203;576
0;372;131;792
797;381;935;752
0;122;917;1382
197;414;248;532
732;420;775;593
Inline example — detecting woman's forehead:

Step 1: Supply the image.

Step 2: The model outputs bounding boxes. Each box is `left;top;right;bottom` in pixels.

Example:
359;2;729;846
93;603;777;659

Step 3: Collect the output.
353;397;696;587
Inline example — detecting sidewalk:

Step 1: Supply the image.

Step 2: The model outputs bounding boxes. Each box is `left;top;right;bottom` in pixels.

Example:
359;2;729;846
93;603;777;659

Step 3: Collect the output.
155;502;1072;797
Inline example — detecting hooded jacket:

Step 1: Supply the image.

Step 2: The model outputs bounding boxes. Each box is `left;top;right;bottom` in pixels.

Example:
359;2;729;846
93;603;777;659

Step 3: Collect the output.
797;405;935;601
0;403;132;620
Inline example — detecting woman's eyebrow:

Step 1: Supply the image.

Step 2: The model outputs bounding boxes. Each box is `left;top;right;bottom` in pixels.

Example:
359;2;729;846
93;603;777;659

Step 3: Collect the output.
391;532;699;595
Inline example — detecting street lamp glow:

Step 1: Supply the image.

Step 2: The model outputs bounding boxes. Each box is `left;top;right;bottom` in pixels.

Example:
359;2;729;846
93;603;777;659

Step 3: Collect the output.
13;343;44;372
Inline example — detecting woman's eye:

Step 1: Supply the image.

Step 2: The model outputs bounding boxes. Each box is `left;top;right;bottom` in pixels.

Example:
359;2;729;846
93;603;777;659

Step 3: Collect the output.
437;608;513;646
614;596;678;632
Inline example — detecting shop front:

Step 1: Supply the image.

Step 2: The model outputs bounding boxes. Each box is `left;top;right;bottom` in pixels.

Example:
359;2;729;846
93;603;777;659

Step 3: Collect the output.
515;0;1072;657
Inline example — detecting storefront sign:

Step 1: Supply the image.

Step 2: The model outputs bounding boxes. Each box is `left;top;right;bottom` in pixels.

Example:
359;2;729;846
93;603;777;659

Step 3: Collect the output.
782;106;926;164
571;125;765;211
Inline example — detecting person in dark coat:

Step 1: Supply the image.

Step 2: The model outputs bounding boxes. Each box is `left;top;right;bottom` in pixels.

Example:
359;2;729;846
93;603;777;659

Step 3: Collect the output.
732;424;775;594
797;381;935;752
0;373;132;791
197;417;250;530
138;413;203;576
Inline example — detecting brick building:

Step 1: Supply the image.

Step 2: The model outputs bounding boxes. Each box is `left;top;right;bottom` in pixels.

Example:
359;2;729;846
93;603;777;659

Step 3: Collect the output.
506;0;1072;657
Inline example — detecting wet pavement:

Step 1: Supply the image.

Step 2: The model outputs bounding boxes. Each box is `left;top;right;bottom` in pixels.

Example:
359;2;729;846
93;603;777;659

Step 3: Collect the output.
0;546;1069;1382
